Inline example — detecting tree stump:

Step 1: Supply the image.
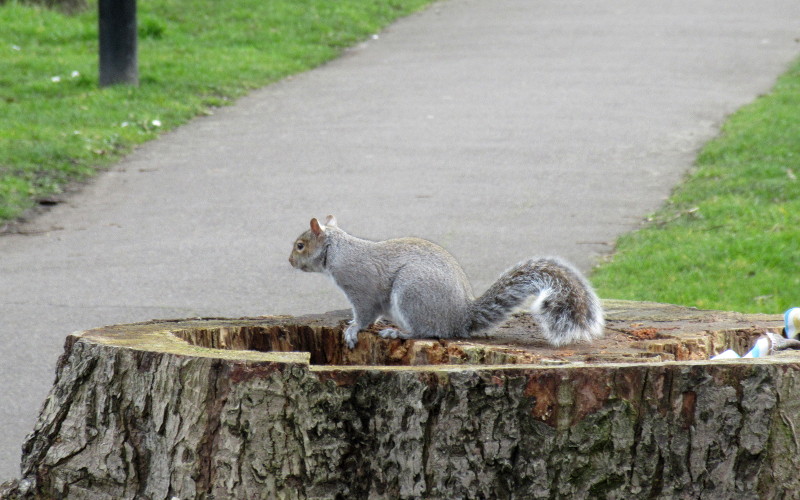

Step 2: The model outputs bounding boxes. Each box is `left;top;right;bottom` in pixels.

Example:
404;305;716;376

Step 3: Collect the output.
3;300;800;499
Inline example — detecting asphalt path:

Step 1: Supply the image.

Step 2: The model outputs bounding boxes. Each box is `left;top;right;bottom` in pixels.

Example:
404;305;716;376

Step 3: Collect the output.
1;0;799;479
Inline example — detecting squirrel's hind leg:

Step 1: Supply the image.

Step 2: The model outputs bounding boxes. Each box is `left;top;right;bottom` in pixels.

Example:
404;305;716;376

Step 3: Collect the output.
379;328;413;340
379;289;417;340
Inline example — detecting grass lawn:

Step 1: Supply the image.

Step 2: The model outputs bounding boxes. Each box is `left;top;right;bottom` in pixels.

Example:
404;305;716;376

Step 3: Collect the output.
0;0;433;222
592;57;800;314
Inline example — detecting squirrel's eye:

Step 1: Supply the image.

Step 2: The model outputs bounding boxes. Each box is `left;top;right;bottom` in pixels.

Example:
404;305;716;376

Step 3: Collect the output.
296;242;305;251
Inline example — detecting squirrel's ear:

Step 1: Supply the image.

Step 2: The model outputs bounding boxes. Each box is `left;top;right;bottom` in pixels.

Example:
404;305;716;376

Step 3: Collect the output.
310;218;323;237
324;215;337;227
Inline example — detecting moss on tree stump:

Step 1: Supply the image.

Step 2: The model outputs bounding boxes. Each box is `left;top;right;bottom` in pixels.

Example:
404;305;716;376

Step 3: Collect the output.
3;300;800;499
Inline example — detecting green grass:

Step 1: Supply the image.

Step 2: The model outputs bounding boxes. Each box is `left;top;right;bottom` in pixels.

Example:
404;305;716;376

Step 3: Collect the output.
592;57;800;313
0;0;433;221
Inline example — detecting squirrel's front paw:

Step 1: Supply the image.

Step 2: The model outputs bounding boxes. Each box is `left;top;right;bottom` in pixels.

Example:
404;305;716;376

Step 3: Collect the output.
344;324;359;349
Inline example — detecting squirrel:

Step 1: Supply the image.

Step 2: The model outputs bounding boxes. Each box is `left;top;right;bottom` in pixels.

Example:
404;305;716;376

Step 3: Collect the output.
289;216;604;349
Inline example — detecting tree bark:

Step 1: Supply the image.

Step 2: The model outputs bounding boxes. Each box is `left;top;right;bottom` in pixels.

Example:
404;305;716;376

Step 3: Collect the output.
4;301;800;499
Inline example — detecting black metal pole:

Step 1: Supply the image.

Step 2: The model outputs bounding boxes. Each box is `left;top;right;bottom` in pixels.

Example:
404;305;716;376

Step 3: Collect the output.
99;0;138;86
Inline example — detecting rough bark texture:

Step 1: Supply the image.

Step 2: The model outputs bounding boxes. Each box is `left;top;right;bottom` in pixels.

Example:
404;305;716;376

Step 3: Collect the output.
3;301;800;499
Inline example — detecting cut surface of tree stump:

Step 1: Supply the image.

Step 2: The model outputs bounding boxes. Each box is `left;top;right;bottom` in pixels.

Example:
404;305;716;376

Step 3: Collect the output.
3;300;800;499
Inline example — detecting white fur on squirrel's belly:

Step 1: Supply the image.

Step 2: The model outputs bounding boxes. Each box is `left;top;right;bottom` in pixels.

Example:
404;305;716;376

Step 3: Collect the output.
388;290;412;333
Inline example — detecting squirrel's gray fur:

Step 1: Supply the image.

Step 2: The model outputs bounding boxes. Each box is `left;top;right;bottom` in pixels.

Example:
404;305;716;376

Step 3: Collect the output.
289;216;604;349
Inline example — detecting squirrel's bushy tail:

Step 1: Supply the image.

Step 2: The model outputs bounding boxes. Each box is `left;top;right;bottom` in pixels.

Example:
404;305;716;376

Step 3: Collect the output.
468;257;604;346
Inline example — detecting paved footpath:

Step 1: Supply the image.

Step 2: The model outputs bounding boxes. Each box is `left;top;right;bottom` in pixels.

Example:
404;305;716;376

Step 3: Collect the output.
2;0;799;479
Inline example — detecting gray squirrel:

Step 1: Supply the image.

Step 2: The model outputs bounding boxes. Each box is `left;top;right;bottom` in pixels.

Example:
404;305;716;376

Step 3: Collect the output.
289;216;604;349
